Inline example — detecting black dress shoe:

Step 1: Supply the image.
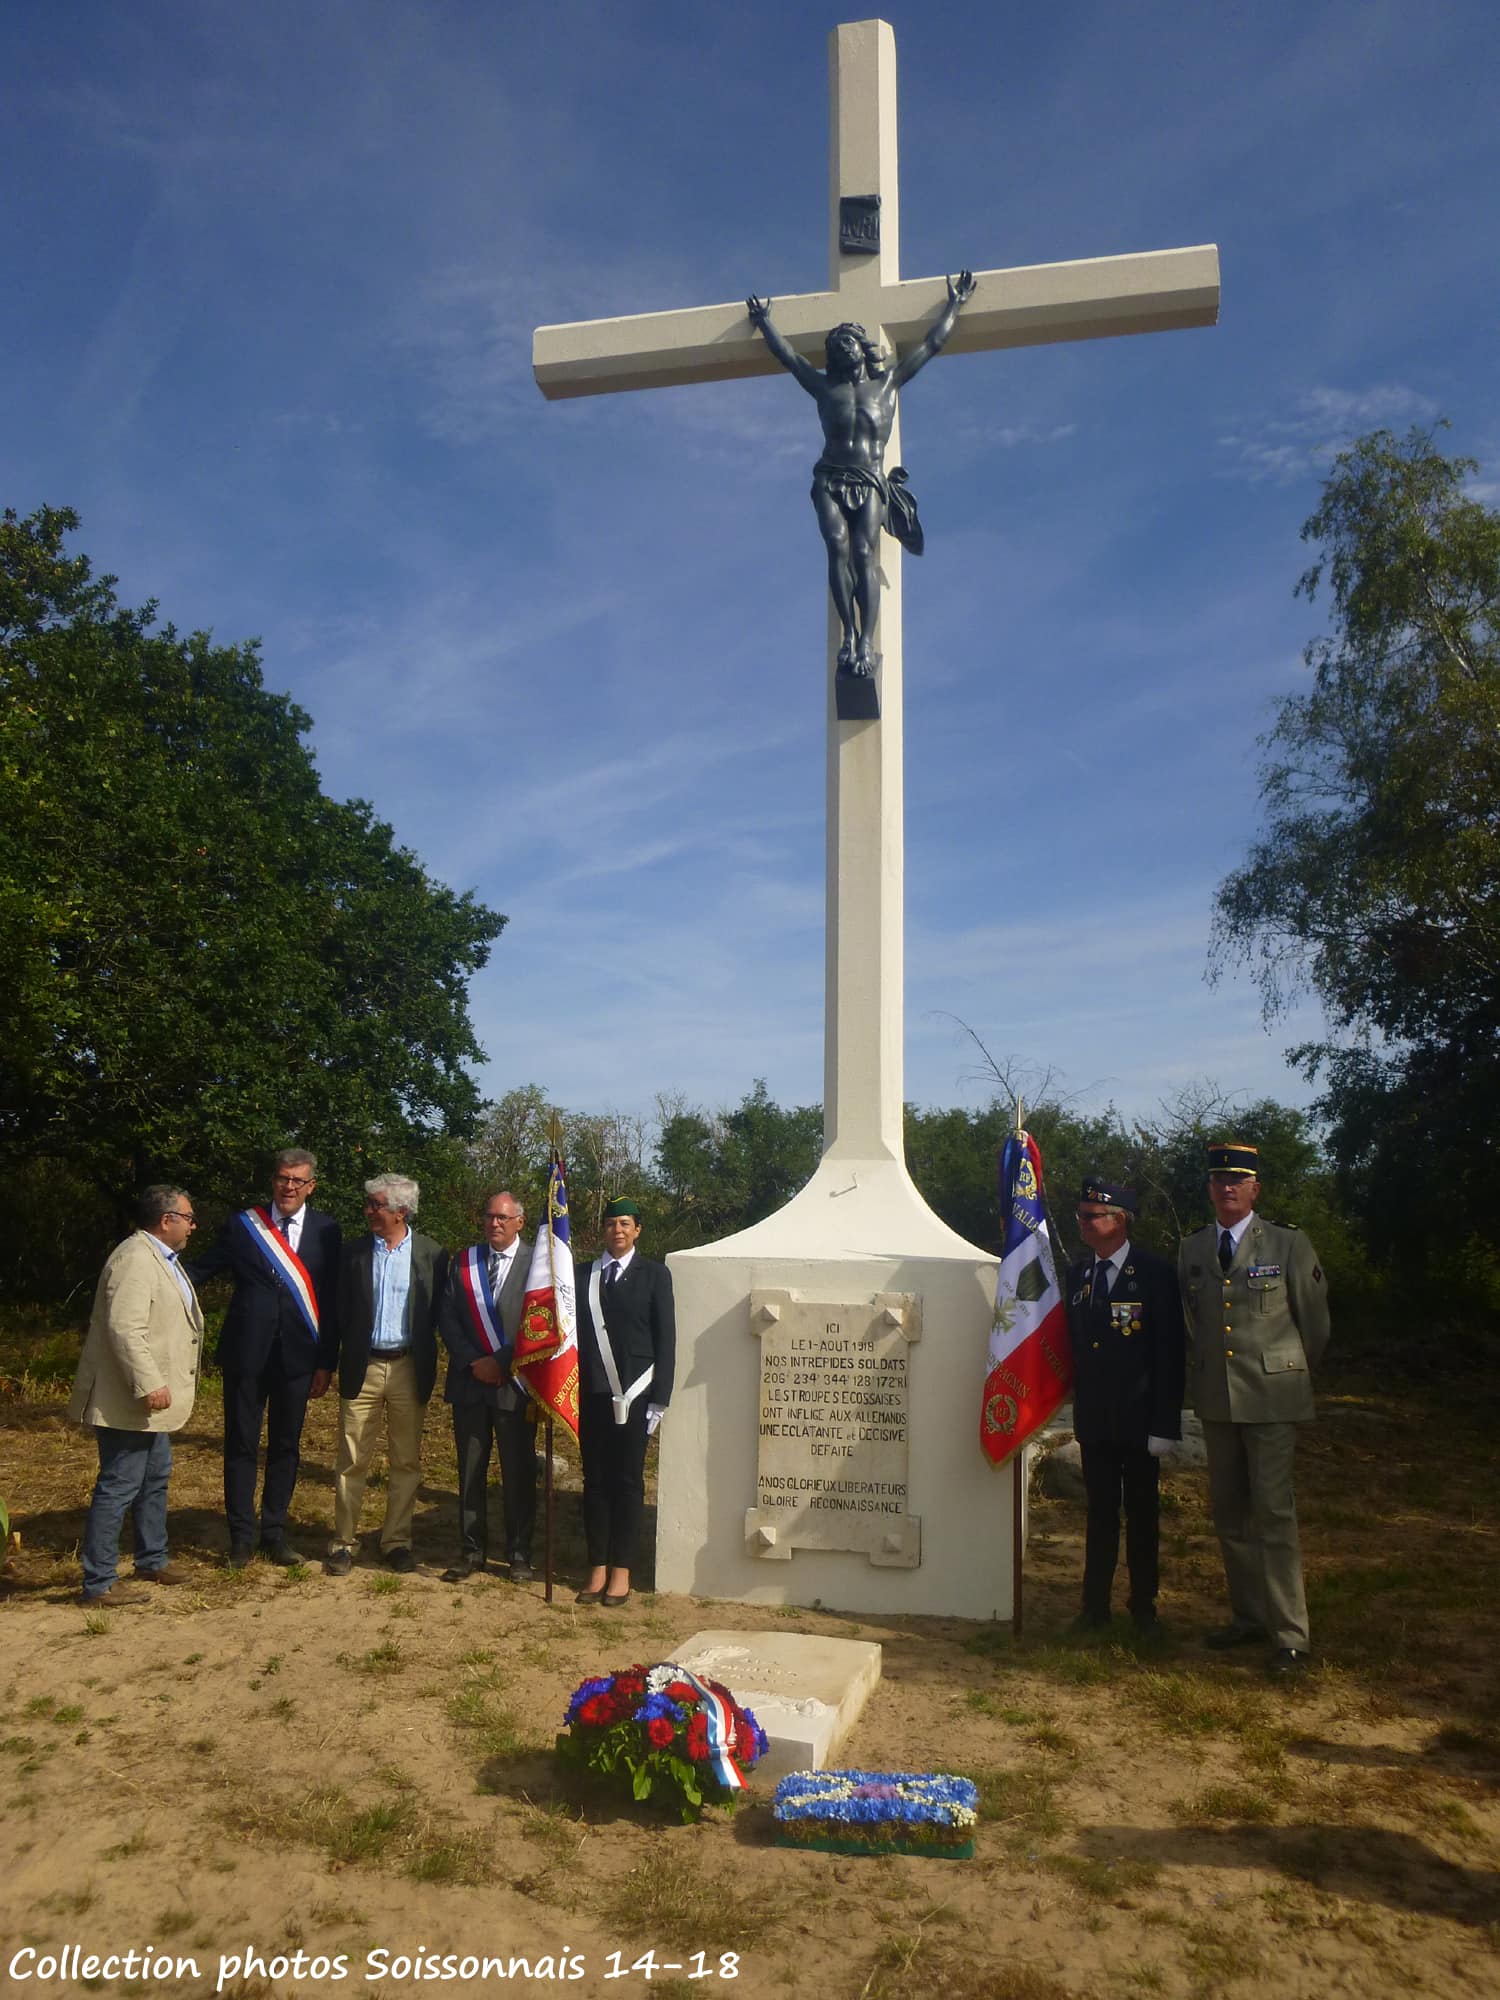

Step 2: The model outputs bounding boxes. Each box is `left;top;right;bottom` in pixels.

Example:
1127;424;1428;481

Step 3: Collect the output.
1205;1623;1268;1649
384;1547;416;1574
258;1541;300;1568
1267;1647;1312;1678
324;1548;353;1577
575;1586;605;1604
1131;1612;1166;1638
601;1588;632;1608
227;1543;254;1570
441;1558;484;1583
1065;1611;1111;1637
508;1557;535;1584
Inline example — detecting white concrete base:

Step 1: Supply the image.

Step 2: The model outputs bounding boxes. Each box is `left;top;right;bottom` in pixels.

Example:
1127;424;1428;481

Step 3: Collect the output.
657;1156;1017;1620
674;1628;882;1782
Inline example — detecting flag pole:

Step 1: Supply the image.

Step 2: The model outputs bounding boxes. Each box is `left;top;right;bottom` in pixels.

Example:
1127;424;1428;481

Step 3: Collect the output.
1012;1096;1025;1641
542;1112;563;1606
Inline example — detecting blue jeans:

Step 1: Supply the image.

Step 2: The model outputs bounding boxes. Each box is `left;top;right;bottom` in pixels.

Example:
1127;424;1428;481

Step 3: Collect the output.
80;1428;173;1595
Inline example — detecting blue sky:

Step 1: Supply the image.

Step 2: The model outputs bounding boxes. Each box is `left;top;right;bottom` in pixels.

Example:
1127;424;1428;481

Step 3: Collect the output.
5;1;1497;1137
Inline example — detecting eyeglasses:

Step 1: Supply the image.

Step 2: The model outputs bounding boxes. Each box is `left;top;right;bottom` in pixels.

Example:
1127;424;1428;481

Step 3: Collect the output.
485;1212;523;1225
273;1174;314;1188
163;1212;197;1226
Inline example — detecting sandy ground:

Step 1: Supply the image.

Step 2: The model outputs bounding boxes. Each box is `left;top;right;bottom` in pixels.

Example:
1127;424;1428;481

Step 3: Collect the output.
1;1377;1498;2000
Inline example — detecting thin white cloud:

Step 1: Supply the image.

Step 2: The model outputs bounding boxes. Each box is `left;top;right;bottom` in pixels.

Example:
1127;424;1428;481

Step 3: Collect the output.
1218;383;1441;484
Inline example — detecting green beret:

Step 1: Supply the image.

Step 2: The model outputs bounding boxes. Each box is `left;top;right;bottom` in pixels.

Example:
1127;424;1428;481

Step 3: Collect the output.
603;1197;641;1220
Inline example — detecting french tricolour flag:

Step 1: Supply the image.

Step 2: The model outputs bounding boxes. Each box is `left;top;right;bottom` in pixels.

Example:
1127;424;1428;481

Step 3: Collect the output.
981;1130;1073;1467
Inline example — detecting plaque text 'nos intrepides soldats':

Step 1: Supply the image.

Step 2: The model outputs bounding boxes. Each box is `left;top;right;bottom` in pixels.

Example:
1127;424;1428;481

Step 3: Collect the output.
745;1290;921;1567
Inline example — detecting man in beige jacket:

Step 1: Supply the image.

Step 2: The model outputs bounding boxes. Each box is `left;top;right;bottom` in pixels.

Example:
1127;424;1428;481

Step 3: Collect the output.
69;1185;204;1605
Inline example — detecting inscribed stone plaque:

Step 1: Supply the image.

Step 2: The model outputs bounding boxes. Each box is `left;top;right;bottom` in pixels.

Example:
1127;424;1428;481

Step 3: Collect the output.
745;1289;921;1567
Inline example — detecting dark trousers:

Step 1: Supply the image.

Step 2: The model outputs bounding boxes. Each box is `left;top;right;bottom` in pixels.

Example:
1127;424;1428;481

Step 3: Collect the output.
222;1336;315;1547
451;1400;538;1562
579;1390;650;1571
1080;1440;1160;1620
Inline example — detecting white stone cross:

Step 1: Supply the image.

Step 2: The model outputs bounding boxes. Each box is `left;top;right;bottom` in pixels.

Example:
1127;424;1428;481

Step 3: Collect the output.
534;18;1217;1173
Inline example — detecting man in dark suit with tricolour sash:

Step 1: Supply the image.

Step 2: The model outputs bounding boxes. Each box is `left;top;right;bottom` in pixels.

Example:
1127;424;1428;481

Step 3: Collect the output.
573;1197;674;1607
188;1147;342;1566
1063;1175;1185;1636
438;1190;537;1582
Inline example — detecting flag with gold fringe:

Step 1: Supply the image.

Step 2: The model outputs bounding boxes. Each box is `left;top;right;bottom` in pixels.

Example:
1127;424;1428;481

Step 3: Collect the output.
513;1158;580;1441
981;1129;1071;1465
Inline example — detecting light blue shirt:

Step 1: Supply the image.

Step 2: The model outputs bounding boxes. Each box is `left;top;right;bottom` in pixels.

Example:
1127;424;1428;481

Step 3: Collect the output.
370;1231;413;1352
149;1233;197;1315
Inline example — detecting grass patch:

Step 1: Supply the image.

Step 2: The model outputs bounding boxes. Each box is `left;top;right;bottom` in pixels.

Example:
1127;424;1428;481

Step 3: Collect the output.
518;1799;587;1866
406;1832;493;1886
599;1852;757;1953
1182;1917;1263;1992
1128;1671;1273;1742
962;1763;1066;1848
858;1927;1071;2000
1170;1783;1280;1825
447;1680;526;1779
359;1641;403;1675
369;1574;403;1597
1043;1852;1162;1900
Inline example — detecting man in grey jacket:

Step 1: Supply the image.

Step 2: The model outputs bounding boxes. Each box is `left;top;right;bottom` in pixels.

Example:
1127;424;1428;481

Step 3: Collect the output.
438;1191;537;1582
69;1185;204;1605
1179;1142;1331;1676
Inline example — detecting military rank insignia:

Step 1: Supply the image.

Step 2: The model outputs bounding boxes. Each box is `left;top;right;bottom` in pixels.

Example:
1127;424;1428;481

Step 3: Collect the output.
1249;1263;1282;1280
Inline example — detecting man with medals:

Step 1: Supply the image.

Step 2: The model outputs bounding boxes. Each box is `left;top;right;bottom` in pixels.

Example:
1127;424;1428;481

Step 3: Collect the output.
438;1191;538;1582
1064;1176;1185;1637
187;1148;341;1567
572;1197;674;1607
1180;1142;1330;1677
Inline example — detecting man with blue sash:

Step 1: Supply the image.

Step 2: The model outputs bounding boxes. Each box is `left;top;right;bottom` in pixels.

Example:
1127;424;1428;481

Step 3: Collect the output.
188;1147;341;1566
438;1191;536;1582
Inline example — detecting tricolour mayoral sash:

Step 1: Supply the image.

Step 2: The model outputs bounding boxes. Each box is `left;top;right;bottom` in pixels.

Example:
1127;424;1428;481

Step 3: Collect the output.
237;1208;319;1342
588;1261;654;1426
454;1245;508;1359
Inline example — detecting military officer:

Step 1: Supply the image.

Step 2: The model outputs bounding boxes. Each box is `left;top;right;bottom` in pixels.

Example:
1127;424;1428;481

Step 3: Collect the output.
1064;1175;1185;1636
1179;1141;1331;1676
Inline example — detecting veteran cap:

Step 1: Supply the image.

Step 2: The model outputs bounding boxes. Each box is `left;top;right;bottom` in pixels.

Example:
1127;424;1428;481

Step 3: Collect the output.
602;1196;642;1220
1207;1141;1259;1178
1078;1174;1138;1213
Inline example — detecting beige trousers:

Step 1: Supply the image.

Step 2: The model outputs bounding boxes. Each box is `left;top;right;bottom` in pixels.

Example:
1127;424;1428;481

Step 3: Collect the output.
331;1354;425;1554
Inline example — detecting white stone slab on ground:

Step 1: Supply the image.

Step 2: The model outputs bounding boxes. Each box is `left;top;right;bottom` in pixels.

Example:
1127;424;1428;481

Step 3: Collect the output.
674;1629;881;1783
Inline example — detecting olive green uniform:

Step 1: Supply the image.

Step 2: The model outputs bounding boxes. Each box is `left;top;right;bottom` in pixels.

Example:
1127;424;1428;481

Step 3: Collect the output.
1179;1217;1330;1650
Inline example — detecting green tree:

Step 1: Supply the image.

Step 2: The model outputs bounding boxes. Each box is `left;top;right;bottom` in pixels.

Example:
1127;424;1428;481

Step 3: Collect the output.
656;1081;821;1247
0;505;503;1289
1210;426;1500;1279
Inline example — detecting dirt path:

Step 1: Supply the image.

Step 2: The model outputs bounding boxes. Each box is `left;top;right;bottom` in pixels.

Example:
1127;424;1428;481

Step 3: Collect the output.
2;1376;1497;1999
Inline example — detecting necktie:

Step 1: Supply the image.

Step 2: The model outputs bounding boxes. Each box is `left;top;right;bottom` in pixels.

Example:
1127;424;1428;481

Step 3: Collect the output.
1218;1229;1234;1274
274;1213;290;1240
1092;1258;1112;1306
488;1251;501;1293
606;1259;621;1286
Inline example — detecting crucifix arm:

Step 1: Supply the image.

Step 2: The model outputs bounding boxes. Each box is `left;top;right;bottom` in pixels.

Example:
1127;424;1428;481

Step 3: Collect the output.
890;270;976;388
747;296;824;397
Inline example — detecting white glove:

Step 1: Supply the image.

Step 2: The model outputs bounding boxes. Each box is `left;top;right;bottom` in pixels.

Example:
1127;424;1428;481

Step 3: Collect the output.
1146;1436;1174;1459
646;1403;666;1437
